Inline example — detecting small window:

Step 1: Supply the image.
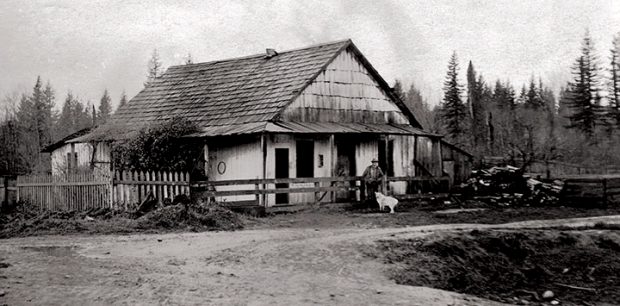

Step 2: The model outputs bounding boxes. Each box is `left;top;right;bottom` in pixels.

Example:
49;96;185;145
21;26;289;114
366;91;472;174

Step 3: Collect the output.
318;154;324;168
296;140;314;177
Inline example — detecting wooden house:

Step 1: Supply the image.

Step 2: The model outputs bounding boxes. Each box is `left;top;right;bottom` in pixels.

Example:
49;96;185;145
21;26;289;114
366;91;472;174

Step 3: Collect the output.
61;39;470;206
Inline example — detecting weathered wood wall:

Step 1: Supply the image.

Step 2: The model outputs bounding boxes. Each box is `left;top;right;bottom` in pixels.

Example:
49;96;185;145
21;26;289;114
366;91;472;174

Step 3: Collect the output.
282;49;409;124
441;142;472;185
390;135;416;194
416;136;442;177
207;136;262;204
51;142;111;175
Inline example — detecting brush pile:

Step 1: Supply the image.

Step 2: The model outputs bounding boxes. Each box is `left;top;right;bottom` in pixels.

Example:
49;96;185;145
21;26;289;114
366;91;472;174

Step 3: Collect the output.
457;165;563;206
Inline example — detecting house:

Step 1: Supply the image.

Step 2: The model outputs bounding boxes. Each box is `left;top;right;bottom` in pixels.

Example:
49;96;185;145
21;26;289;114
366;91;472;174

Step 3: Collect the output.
42;128;112;175
56;39;470;206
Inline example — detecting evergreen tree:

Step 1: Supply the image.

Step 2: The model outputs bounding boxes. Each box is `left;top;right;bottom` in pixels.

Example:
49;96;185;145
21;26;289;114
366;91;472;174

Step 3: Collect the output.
118;90;128;110
466;61;487;156
145;49;163;87
566;32;603;137
74;99;93;131
392;79;406;101
404;82;434;131
55;92;77;139
98;89;112;124
609;34;620;126
440;52;468;146
524;77;544;109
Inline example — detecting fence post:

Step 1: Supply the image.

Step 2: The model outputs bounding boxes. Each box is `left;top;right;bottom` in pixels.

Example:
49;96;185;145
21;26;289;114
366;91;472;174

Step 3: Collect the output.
255;182;260;206
603;178;608;206
314;181;320;204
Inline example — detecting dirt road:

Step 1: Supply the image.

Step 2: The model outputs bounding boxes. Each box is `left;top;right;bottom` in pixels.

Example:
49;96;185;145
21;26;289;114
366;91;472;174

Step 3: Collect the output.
2;214;620;306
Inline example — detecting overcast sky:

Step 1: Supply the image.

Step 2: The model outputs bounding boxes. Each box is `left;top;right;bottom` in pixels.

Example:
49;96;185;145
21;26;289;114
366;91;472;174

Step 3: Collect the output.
1;0;619;111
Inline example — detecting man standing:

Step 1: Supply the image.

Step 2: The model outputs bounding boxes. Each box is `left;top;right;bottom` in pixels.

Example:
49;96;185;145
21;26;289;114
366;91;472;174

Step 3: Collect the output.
363;158;384;205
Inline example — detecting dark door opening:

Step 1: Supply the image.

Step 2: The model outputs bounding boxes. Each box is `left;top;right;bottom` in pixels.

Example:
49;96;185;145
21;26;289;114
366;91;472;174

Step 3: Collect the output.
275;148;289;204
335;138;356;202
296;140;314;178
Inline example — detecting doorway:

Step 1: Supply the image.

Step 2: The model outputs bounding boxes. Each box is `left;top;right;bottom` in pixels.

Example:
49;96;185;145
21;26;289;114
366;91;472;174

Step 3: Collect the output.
275;148;289;204
335;138;356;202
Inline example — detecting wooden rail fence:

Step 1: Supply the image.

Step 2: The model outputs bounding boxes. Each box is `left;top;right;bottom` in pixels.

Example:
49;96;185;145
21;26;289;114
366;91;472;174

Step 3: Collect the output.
192;175;451;206
17;170;450;211
561;176;620;206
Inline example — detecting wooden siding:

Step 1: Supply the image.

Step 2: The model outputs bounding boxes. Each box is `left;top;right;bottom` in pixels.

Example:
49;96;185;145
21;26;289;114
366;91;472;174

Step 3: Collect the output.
50;142;111;176
416;136;442;177
441;142;472;185
282;49;409;124
264;134;335;206
207;136;262;203
390;135;416;194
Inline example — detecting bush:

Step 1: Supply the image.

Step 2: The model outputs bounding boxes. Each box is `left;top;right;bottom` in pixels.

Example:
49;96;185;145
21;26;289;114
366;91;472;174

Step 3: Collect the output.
112;117;202;172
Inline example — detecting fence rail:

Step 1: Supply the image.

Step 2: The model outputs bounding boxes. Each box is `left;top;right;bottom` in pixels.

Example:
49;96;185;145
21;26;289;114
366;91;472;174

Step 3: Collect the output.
192;175;451;206
17;170;450;211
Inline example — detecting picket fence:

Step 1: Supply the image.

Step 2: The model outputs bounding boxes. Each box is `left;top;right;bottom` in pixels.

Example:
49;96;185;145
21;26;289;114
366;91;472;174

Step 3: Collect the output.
17;170;189;211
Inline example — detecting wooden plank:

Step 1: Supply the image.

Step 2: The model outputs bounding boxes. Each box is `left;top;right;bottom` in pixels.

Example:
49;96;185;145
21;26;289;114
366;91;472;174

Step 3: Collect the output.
114;180;190;186
201;186;347;197
191;176;363;187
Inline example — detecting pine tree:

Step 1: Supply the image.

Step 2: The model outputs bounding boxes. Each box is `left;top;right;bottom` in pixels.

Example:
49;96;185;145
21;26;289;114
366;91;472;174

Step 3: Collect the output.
118;90;128;110
145;49;163;87
392;79;406;101
404;82;434;131
440;52;468;146
566;31;602;137
467;61;487;156
98;89;112;124
609;34;620;126
524;77;544;109
55;92;77;139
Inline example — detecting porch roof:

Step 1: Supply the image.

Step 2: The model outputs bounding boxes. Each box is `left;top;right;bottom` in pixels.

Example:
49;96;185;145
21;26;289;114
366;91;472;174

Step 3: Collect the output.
186;121;440;137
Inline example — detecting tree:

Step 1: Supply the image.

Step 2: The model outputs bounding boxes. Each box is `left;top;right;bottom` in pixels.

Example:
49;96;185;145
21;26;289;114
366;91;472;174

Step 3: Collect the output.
440;52;468;146
145;49;164;87
401;82;434;131
97;89;112;124
466;61;487;156
55;92;77;139
565;31;603;138
118;90;128;110
609;34;620;126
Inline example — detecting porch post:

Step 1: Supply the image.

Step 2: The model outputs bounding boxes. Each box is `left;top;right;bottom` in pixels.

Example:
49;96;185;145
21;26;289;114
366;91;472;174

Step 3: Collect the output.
261;133;267;207
329;134;335;202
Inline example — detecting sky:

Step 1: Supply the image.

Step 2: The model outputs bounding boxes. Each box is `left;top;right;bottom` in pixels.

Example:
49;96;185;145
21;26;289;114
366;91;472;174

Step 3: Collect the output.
1;0;619;112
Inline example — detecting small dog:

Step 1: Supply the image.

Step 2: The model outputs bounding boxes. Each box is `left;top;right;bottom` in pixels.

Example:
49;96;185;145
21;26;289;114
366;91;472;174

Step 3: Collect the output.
375;192;398;213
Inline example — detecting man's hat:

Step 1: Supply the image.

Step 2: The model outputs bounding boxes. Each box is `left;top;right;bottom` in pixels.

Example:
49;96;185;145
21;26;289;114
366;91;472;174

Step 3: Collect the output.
371;158;378;162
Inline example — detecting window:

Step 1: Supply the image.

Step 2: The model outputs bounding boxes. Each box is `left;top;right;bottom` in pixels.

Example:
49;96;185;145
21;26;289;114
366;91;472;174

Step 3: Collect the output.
296;140;314;178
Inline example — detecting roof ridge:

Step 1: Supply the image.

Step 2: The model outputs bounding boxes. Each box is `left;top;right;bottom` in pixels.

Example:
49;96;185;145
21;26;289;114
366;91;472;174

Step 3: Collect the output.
167;38;352;70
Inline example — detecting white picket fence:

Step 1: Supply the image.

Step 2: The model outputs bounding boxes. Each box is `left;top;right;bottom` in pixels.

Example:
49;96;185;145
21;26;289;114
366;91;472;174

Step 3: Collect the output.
17;170;190;211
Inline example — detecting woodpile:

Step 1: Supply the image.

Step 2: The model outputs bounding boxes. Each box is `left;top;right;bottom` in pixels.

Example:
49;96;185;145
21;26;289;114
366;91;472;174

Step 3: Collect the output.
458;166;563;206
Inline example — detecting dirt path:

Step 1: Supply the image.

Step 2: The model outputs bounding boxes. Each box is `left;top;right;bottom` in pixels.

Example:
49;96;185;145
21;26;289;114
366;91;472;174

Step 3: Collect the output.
2;215;620;306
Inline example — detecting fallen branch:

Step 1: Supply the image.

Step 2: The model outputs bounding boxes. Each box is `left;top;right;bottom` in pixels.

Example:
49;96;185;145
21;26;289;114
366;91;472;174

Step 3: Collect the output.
555;283;597;293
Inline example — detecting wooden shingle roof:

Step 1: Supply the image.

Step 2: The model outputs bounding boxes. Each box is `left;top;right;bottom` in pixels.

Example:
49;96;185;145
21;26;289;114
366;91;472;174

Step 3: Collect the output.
112;39;351;128
77;39;422;142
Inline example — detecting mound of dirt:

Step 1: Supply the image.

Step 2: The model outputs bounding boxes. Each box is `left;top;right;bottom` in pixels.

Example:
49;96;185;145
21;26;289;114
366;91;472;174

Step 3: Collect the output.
371;229;620;305
0;201;243;239
137;204;243;231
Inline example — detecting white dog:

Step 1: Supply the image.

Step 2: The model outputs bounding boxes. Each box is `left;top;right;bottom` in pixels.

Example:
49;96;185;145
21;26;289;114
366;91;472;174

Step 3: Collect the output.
375;192;398;213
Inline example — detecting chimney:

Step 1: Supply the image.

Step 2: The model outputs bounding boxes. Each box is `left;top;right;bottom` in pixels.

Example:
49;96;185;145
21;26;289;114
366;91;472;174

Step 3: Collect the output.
265;48;278;58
